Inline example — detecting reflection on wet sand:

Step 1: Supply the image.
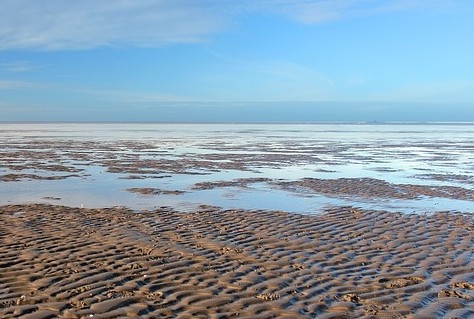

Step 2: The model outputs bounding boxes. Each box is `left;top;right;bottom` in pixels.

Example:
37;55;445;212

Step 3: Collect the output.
1;123;473;213
1;124;473;318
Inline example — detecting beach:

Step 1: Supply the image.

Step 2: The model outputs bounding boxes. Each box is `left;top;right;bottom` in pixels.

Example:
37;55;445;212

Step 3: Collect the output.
1;204;473;318
2;0;474;316
1;123;473;318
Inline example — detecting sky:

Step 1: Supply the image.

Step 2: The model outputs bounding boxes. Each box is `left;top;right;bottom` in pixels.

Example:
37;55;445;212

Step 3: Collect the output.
0;0;473;122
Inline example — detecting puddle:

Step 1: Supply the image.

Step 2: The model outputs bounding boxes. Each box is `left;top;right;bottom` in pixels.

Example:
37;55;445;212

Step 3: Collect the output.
1;123;473;214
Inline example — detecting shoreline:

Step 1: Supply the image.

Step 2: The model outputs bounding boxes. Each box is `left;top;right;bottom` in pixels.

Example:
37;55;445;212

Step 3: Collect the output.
1;204;472;318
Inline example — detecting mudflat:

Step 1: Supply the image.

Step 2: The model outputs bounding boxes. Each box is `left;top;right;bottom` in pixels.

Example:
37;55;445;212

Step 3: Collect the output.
1;204;472;318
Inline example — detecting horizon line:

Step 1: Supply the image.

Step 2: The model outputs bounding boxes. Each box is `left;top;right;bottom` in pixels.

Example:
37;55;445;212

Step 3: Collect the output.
2;120;474;125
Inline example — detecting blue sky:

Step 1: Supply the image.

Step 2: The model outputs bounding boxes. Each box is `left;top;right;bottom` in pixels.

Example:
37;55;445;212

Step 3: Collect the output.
0;0;473;122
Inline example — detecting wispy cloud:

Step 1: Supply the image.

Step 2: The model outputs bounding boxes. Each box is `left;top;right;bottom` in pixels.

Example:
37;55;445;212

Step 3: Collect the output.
87;88;193;104
0;61;42;72
0;80;42;89
0;0;461;51
0;78;193;104
0;0;229;50
262;0;461;24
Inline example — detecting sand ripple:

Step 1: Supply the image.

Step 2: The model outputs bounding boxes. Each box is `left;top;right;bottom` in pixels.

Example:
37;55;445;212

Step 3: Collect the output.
1;205;473;318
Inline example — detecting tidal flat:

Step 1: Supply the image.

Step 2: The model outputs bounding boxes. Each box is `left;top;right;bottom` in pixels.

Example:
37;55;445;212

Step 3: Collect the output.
0;123;473;318
1;123;473;213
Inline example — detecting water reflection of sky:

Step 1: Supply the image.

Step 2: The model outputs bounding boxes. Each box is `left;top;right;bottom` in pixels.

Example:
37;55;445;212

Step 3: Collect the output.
1;123;473;214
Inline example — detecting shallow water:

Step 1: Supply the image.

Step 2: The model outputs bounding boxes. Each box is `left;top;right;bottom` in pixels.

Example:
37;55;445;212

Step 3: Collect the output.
1;123;473;214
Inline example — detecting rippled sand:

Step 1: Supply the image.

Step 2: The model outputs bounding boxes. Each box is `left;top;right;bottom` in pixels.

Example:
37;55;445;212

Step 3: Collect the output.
1;204;472;318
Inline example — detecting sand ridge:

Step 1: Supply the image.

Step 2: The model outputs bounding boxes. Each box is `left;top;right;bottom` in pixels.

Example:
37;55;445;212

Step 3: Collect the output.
0;204;473;318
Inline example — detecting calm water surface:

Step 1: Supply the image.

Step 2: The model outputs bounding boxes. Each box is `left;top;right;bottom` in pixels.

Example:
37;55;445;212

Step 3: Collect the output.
1;123;473;214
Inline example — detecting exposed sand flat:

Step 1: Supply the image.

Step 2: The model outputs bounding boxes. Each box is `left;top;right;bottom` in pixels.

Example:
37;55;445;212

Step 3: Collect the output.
276;177;474;201
0;204;473;318
2;124;474;213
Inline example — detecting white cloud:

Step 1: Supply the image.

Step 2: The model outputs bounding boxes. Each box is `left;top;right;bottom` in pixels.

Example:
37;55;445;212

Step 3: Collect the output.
268;0;351;23
0;0;462;51
0;0;229;50
263;0;460;24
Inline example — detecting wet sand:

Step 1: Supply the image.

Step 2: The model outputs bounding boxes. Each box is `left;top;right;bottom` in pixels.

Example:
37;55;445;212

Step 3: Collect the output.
2;124;474;213
1;204;473;318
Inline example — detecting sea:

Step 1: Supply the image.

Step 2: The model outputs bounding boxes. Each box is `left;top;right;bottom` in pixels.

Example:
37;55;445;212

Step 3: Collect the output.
1;122;473;214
